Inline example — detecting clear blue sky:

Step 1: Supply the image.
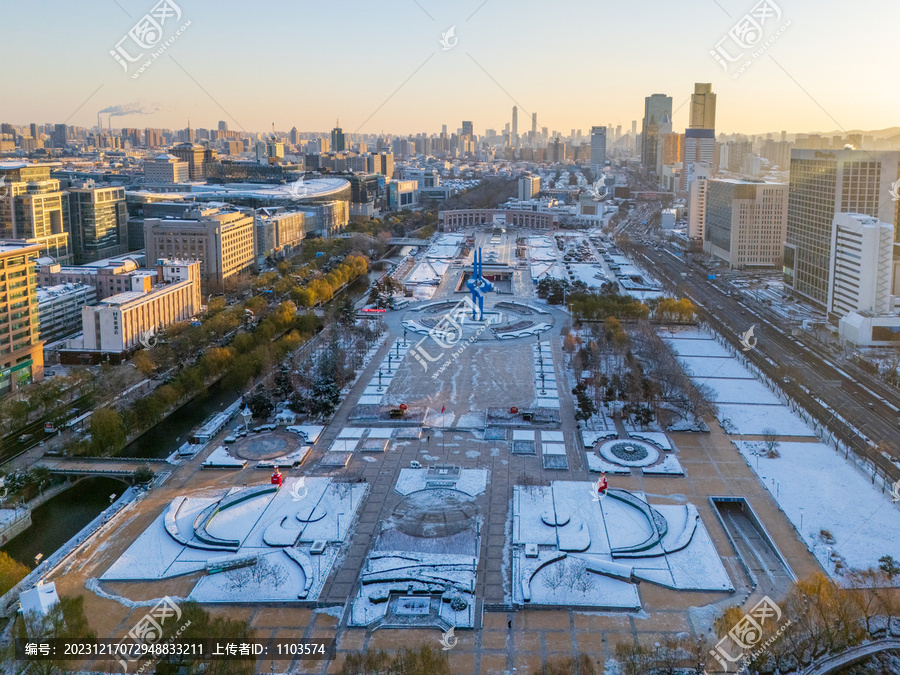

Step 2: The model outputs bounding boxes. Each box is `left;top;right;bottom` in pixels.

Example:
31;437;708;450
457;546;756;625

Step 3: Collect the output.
1;0;896;136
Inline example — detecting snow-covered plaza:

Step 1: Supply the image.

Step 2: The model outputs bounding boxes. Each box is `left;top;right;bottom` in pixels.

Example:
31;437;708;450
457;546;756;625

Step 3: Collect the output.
511;482;733;609
101;476;366;603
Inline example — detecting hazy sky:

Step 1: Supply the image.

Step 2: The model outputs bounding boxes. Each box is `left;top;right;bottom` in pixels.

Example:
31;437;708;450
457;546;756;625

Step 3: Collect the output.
1;0;897;137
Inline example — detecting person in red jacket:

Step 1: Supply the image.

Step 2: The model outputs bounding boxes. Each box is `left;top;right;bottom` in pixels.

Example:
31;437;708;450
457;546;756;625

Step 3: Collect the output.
597;472;608;496
271;467;283;487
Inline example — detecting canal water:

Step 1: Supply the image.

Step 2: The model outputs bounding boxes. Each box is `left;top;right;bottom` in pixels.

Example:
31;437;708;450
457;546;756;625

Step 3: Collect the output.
2;477;128;568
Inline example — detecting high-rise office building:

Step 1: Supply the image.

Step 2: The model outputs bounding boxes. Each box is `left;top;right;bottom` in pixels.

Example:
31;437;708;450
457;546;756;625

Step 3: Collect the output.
784;149;900;308
143;206;256;292
590;126;607;169
331;125;346;152
683;84;717;193
512;106;518;147
461;121;473;137
703;179;788;269
0;241;44;397
170;142;217;180
827;213;895;320
689;83;717;129
532;113;538;147
67;182;128;264
289;127;299;146
641;94;672;173
0;163;71;263
144;153;190;183
218;121;228;132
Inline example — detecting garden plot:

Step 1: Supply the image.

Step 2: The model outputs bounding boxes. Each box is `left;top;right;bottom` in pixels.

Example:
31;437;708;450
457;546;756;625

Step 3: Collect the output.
735;441;900;576
663;329;816;437
510;483;732;608
716;403;815;437
675;356;755;379
100;477;365;603
695;377;781;405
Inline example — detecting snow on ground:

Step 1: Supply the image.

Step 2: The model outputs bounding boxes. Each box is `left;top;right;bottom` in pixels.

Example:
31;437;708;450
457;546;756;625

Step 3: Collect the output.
285;425;324;444
567;264;609;289
510;483;731;608
735;440;900;574
716;403;815;437
586;454;631;474
663;329;816;437
642;454;684;476
201;446;246;468
387;343;534;419
394;468;488;497
696;377;781;405
99;478;364;603
664;336;733;359
627;431;672;450
674;356;755;379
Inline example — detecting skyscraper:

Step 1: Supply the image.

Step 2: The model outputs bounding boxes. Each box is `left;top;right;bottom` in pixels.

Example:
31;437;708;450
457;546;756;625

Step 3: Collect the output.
0;242;44;397
512;106;518;147
0;163;71;263
532;113;537;148
590;126;607;169
641;94;672;173
783;149;900;308
331;124;345;152
67;182;128;263
689;83;716;129
461;121;473;137
683;84;716;193
218;120;228;132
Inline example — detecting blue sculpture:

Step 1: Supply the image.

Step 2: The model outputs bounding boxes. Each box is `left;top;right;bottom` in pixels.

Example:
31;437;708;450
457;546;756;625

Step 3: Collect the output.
466;247;494;320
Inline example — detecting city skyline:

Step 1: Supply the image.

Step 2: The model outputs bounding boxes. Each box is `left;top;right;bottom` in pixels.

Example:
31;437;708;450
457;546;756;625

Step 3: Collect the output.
2;0;898;136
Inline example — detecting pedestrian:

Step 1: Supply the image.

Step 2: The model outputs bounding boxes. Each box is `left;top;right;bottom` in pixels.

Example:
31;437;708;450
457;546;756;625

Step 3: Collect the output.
508;620;512;629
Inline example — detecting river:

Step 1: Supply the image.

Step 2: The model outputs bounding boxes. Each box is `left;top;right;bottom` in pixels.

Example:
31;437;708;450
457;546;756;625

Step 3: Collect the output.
1;477;128;568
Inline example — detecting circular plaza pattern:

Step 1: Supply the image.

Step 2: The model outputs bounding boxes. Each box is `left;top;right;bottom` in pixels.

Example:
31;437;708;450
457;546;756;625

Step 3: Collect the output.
391;489;478;538
597;439;659;467
229;431;295;461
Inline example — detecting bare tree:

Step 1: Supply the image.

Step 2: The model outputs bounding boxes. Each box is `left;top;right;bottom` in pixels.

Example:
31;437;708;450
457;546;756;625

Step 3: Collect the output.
568;560;597;595
541;560;569;593
761;427;780;457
